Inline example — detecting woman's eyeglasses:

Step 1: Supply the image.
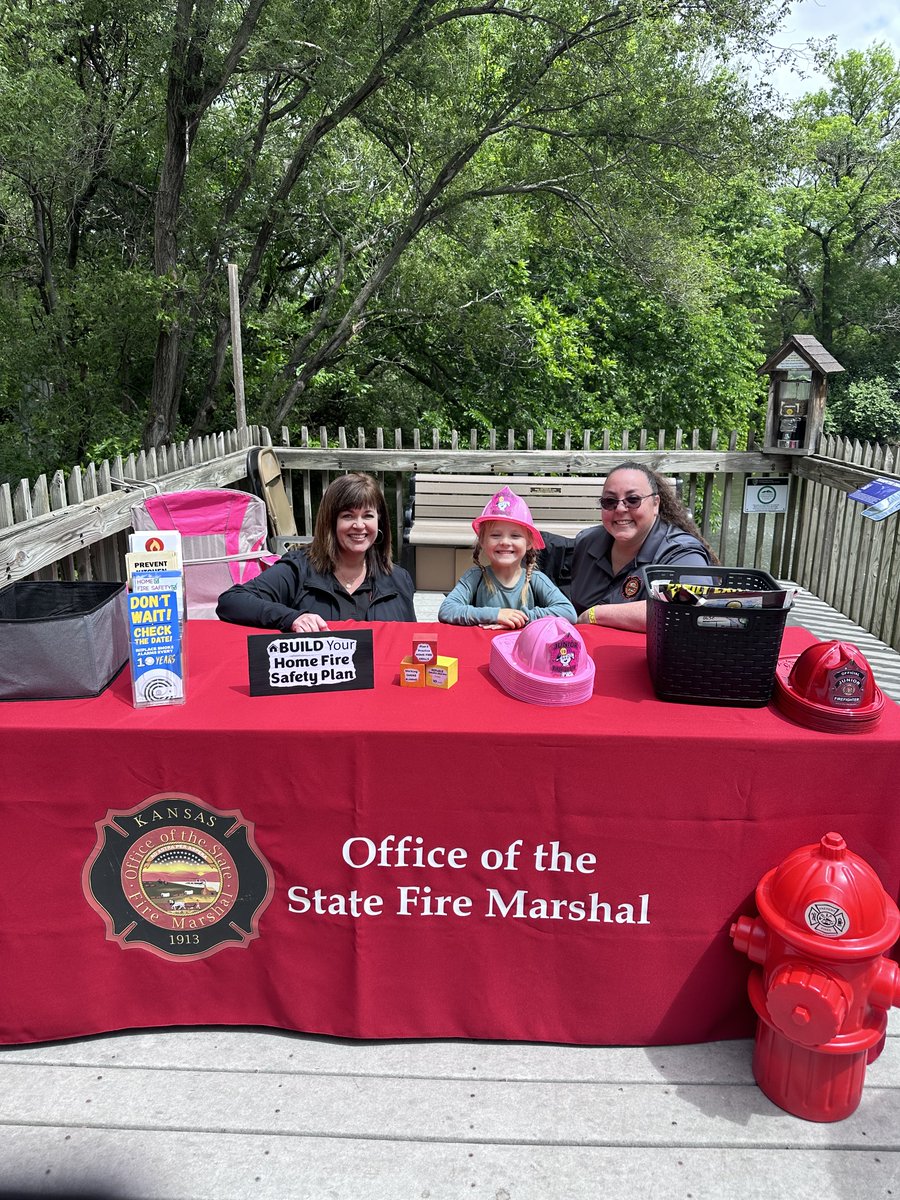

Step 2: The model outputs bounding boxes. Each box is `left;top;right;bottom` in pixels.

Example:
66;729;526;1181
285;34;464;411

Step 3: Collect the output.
599;493;656;511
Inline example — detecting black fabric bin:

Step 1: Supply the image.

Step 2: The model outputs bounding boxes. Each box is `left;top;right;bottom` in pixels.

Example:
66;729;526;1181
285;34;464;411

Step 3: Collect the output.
0;581;128;700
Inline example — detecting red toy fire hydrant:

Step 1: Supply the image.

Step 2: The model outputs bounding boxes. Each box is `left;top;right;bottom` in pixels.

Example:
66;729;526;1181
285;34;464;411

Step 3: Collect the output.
731;831;900;1121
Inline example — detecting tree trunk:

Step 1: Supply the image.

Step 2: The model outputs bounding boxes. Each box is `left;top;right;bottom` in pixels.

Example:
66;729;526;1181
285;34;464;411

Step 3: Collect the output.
818;238;834;348
143;0;206;449
189;2;434;434
146;326;184;446
143;0;268;449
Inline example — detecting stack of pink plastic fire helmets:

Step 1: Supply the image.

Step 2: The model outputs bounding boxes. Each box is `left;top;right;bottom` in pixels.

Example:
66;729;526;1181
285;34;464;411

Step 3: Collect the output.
490;615;595;706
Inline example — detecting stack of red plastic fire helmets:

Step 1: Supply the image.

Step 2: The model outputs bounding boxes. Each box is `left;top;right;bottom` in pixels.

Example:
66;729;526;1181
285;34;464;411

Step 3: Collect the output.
490;615;595;706
774;640;885;733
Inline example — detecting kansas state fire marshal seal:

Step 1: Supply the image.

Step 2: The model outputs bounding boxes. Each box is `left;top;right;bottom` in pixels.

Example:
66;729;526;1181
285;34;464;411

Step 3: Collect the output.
83;792;274;960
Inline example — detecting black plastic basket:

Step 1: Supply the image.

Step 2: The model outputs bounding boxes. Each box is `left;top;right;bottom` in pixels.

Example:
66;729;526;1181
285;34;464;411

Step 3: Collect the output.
640;566;790;707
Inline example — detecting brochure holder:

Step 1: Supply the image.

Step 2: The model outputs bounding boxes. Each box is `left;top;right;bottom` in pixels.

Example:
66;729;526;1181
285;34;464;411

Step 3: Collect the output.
125;530;186;707
127;586;186;707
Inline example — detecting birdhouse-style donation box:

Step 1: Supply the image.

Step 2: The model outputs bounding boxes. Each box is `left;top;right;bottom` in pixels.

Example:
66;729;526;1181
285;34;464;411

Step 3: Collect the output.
758;335;845;455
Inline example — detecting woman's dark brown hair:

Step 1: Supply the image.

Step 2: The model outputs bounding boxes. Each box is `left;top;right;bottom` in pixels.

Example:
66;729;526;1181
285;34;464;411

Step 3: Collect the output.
605;461;720;564
308;472;394;575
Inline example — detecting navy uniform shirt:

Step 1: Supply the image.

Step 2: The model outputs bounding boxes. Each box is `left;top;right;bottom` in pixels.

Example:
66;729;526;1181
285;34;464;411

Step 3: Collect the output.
569;519;712;612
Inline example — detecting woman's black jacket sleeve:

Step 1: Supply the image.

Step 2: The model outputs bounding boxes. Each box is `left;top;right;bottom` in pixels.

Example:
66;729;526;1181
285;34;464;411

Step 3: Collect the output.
216;551;416;630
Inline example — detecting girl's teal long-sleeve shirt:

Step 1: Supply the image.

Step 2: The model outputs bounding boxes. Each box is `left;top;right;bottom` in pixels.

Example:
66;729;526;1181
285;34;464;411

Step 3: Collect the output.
438;566;577;625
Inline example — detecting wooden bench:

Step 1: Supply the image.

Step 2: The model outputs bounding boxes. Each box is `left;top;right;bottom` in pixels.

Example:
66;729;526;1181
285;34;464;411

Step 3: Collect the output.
403;474;610;591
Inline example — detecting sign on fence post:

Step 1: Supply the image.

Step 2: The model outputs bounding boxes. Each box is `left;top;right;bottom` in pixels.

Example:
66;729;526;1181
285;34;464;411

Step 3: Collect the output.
743;476;789;514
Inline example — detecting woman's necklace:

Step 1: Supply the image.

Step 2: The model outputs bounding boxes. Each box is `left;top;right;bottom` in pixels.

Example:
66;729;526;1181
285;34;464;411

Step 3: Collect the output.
335;561;367;593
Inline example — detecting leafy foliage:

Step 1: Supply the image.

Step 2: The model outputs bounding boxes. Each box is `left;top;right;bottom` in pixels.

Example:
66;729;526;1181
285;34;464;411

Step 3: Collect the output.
772;45;900;374
2;2;898;478
824;370;900;444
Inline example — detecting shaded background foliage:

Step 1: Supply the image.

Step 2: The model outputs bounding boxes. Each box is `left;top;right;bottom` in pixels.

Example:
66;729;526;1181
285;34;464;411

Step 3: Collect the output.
0;0;898;483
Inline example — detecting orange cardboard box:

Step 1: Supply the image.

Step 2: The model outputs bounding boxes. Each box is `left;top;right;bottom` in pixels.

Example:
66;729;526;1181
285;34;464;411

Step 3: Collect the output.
399;655;427;687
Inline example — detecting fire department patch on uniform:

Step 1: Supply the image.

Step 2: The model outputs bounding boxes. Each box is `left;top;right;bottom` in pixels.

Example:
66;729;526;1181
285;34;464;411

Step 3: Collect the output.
622;575;641;599
82;792;273;960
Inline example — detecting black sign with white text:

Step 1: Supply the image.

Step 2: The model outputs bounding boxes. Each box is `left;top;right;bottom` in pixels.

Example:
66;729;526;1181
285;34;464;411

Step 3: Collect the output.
248;630;374;696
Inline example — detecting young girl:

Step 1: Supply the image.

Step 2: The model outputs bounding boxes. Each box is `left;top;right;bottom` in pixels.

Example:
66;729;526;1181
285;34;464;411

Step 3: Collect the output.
438;486;577;627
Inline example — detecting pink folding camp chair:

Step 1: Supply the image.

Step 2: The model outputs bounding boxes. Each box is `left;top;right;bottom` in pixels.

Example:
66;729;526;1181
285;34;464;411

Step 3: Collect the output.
130;489;276;619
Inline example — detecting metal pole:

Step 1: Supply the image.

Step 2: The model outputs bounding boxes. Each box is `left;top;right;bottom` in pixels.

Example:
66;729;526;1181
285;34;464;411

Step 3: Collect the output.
228;263;247;432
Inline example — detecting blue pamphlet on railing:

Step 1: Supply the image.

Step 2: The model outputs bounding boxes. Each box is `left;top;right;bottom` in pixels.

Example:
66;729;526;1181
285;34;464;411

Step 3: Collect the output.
860;492;900;522
847;478;900;505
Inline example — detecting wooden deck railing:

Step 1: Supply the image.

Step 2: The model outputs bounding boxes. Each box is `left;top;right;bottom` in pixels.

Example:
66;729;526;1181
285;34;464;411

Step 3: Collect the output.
2;425;898;650
270;425;797;576
0;426;271;584
790;437;900;649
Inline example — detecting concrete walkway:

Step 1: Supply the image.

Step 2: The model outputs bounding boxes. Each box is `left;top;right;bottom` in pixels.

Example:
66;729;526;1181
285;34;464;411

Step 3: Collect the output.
2;590;899;1200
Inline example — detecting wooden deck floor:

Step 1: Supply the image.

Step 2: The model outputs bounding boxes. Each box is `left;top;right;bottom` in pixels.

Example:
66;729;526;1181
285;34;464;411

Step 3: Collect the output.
1;1029;897;1200
2;589;898;1200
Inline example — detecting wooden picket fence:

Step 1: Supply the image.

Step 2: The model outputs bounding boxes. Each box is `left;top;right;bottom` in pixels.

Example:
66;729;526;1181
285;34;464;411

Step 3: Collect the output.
0;426;268;585
1;425;899;649
275;425;797;570
790;435;900;649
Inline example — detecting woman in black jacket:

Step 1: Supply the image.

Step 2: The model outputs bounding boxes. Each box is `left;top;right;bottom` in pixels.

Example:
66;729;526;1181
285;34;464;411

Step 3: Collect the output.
216;472;415;632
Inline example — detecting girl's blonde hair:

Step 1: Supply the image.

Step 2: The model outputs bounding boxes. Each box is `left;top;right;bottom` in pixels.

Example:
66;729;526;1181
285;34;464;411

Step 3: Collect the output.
472;520;536;606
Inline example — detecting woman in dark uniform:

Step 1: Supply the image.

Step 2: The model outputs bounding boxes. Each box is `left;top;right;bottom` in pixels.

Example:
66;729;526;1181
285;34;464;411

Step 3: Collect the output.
571;461;717;632
216;472;415;633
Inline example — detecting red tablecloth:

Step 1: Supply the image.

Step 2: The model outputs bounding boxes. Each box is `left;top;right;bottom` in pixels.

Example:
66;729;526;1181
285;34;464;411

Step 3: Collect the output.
2;620;899;1046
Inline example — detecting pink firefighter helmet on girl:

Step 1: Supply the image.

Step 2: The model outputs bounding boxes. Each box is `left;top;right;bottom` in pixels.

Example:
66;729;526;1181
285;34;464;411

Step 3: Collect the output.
471;486;545;550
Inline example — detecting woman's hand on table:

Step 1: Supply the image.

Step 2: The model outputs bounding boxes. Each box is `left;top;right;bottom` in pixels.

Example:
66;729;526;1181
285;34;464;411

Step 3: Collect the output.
495;608;528;629
291;613;330;634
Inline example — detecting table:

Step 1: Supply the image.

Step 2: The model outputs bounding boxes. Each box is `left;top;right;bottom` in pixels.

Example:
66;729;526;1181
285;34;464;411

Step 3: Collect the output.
2;620;899;1047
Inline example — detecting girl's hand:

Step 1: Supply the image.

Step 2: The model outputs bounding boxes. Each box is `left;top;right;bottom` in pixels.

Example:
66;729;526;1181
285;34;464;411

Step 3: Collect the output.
495;608;527;629
291;613;330;633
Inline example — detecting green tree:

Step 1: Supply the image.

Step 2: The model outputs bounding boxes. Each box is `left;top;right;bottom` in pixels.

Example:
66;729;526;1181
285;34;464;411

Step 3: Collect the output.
0;0;166;472
151;0;789;439
775;44;900;370
0;0;791;473
220;5;788;435
824;371;900;443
